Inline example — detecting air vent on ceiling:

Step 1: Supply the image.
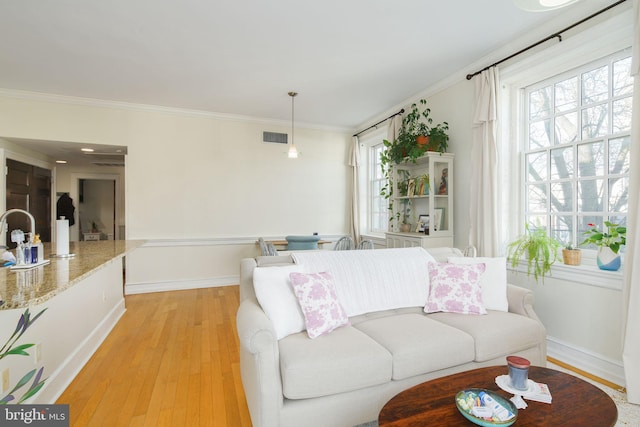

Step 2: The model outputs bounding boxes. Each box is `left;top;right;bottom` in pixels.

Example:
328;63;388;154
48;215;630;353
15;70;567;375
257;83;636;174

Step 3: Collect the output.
263;131;288;144
92;161;125;167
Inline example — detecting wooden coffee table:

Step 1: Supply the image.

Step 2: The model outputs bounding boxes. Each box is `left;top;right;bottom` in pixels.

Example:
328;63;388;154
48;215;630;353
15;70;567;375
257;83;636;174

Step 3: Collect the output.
379;366;617;426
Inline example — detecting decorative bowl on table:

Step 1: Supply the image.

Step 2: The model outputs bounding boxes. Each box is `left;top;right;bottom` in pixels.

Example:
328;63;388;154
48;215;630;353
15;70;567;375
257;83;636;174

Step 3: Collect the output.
455;388;518;427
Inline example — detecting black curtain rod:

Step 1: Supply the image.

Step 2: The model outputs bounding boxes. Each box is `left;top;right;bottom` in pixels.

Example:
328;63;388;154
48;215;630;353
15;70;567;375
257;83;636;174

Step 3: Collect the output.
466;0;627;80
353;109;405;137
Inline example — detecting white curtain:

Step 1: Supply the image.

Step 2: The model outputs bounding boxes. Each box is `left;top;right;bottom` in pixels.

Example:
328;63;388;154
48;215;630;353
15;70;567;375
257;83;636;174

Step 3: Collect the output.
387;115;402;143
349;136;361;244
622;0;640;406
469;68;500;257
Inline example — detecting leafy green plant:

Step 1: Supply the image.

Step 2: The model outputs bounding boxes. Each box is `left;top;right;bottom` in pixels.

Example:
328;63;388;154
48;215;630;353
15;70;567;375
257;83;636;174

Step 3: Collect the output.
0;307;47;404
429;122;449;153
380;99;449;168
507;224;561;282
403;99;433;140
580;221;626;254
379;100;449;228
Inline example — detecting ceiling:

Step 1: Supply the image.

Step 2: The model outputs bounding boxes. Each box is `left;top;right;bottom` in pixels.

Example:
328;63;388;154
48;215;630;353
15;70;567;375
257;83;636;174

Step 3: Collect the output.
0;0;619;165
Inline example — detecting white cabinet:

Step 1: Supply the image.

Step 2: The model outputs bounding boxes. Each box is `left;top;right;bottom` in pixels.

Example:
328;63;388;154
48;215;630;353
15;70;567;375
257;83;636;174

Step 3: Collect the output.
385;152;454;249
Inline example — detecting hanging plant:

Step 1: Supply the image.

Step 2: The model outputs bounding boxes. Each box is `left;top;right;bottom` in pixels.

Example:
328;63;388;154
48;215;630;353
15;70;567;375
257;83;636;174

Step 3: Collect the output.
507;224;561;283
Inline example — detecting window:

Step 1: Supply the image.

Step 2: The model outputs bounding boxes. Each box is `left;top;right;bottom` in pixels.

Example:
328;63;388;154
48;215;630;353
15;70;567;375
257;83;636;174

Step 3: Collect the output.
523;51;632;249
358;127;388;235
369;142;388;233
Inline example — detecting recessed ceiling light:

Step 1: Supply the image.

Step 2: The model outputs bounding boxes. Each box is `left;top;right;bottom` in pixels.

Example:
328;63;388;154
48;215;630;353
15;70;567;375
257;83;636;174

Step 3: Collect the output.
515;0;580;11
81;148;94;152
56;160;67;164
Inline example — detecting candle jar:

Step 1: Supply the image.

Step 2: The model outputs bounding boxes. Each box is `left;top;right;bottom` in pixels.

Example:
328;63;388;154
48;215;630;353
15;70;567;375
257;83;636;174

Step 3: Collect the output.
506;355;530;391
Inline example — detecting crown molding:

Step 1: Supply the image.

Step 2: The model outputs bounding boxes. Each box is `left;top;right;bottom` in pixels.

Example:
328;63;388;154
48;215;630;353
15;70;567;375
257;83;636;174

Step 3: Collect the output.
0;88;351;134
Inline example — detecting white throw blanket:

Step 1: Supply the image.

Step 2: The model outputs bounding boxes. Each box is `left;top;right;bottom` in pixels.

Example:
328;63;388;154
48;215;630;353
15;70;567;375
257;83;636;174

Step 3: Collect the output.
291;247;435;317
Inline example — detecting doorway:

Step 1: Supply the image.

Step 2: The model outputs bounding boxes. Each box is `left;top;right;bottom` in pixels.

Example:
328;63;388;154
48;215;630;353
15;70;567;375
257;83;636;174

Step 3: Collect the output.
4;158;51;246
69;173;122;242
78;179;115;240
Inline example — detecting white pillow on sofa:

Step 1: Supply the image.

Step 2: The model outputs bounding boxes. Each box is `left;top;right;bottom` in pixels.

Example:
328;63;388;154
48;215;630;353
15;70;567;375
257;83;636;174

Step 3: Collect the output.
253;264;306;339
447;257;509;312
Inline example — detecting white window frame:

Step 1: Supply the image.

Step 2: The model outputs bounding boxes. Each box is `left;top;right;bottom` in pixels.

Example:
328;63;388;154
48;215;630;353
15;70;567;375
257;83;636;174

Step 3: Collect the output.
358;127;389;238
521;50;632;248
499;10;633;289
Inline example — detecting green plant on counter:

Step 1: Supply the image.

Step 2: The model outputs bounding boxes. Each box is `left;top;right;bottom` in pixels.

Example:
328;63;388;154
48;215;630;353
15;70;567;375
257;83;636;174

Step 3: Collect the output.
0;306;47;404
507;224;561;283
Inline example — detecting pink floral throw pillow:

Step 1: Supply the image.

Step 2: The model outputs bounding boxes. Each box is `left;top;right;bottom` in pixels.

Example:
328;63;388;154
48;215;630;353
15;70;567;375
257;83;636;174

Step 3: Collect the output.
289;271;350;339
424;262;487;315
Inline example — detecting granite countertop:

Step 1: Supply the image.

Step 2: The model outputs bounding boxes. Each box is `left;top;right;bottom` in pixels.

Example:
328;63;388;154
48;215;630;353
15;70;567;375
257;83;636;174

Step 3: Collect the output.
0;240;144;310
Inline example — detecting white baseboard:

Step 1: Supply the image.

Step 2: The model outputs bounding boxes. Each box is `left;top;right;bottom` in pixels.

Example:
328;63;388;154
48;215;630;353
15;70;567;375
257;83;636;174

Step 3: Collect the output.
124;275;239;295
547;335;625;387
34;299;126;404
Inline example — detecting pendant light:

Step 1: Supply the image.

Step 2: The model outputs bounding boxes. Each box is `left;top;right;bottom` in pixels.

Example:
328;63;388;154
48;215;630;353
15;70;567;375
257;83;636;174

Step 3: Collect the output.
514;0;580;11
288;91;299;159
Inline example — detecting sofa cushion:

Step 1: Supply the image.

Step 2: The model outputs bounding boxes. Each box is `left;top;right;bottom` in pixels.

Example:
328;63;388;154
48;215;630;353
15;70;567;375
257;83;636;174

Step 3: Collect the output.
425;262;487;315
354;313;475;380
289;271;350;339
279;326;392;399
428;311;545;362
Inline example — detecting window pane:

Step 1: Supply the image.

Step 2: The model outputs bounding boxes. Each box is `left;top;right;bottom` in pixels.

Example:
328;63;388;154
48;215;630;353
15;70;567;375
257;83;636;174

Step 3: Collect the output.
551;182;573;212
582;104;609;138
613;57;633;96
578;216;604;248
554;112;577;144
550;146;573;180
551;215;573;246
529;120;551;148
612;97;632;133
582;65;608;104
526;152;547;182
529;86;551;120
527;184;547;212
577;141;604;177
609;176;628;213
526;215;548;230
555;77;578;113
578;178;604;212
609;136;630;175
608;215;627;228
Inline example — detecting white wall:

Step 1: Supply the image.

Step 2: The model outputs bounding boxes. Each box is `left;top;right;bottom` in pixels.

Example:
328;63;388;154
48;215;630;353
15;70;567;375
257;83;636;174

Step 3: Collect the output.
423;80;474;249
0;94;352;293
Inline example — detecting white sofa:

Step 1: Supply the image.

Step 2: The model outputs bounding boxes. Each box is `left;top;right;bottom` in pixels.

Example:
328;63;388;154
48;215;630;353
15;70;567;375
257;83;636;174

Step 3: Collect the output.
236;247;547;427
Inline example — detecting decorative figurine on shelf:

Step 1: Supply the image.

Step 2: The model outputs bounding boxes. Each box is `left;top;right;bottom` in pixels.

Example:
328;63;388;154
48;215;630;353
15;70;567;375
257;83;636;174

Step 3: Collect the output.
438;168;448;195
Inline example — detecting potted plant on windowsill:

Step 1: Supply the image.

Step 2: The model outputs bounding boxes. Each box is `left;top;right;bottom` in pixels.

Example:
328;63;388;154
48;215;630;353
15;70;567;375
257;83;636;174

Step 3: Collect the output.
581;221;626;271
562;244;581;266
507;224;562;282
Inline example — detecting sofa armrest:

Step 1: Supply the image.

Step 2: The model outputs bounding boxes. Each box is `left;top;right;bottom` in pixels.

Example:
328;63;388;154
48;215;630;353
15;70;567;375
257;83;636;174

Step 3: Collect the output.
236;299;284;427
507;283;542;323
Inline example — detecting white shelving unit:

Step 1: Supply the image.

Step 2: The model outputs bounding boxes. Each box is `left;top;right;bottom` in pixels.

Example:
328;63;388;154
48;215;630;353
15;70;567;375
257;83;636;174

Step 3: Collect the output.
385;152;454;249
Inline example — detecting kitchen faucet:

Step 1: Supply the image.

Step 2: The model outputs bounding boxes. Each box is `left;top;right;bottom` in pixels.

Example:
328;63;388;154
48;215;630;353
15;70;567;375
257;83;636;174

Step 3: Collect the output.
0;208;36;249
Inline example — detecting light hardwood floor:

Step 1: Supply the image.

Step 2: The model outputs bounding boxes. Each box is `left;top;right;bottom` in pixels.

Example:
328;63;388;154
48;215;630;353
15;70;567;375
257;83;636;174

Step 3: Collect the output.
56;287;252;426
